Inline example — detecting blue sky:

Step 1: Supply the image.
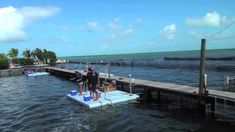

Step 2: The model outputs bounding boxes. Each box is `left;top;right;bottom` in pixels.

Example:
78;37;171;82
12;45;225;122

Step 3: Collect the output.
0;0;235;57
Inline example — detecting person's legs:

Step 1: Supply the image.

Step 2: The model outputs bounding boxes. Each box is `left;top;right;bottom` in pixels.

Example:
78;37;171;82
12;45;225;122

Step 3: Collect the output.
92;84;96;99
88;83;93;98
94;84;99;100
83;82;87;92
79;82;83;96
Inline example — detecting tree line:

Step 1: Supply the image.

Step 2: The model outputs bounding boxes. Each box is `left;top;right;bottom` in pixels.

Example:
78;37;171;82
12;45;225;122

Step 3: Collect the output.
0;48;57;69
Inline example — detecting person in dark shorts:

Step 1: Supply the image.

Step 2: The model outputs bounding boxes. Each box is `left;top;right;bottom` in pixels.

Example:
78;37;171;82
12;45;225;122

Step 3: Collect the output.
90;69;99;100
86;68;93;97
82;74;88;92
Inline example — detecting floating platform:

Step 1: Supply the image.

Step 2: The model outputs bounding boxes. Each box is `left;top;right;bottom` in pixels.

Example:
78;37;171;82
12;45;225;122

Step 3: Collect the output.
67;90;139;109
27;72;49;77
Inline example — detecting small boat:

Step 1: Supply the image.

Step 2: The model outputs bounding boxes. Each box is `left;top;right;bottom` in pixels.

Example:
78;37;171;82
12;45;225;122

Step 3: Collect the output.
26;72;49;77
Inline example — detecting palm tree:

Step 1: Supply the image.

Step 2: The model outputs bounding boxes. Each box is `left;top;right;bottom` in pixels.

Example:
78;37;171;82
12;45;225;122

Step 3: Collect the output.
32;48;43;61
22;49;31;59
0;53;7;58
8;48;18;59
43;49;49;64
8;48;19;65
0;53;8;69
47;51;57;65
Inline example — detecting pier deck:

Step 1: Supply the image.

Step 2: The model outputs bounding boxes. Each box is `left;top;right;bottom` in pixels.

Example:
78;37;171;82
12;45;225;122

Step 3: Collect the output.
46;67;235;102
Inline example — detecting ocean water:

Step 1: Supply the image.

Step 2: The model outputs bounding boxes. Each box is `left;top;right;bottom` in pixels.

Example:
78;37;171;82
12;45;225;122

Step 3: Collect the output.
1;75;235;132
59;49;235;62
1;49;235;131
58;49;235;91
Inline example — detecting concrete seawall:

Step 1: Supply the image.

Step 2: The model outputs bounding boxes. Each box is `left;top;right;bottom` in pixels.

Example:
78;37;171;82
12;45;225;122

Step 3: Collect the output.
0;67;46;78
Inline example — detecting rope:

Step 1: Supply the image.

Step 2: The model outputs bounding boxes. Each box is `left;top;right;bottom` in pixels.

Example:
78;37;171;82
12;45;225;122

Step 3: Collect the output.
207;21;235;40
207;35;235;41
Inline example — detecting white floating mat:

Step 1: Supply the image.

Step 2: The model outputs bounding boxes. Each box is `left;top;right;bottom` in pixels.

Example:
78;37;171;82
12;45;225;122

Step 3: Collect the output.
67;90;139;109
27;72;49;77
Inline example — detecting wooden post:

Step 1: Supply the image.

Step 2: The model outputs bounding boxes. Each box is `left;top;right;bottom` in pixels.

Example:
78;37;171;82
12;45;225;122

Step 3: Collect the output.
107;62;110;79
225;76;230;91
129;74;132;95
199;38;206;95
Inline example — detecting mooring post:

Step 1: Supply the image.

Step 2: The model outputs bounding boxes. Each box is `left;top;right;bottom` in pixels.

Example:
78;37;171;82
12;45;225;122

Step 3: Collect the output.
198;38;207;114
225;76;230;91
204;74;207;87
129;74;132;96
107;62;110;79
199;38;206;95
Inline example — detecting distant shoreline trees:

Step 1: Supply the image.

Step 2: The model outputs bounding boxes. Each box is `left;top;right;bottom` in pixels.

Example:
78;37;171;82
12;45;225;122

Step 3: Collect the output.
0;53;8;69
0;48;57;69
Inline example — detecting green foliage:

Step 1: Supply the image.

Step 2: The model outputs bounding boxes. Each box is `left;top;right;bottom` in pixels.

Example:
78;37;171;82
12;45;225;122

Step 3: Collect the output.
12;58;34;66
8;48;19;59
1;48;57;68
47;51;57;65
22;49;31;59
0;53;8;69
31;48;57;65
32;48;43;61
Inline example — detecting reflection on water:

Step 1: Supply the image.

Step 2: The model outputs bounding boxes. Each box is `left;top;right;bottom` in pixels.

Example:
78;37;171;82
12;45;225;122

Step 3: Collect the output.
0;75;235;131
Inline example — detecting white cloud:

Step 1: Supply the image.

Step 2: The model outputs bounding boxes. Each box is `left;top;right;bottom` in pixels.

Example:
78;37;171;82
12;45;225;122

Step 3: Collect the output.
161;24;177;40
78;21;103;32
123;29;133;35
87;22;103;32
108;18;121;30
0;5;59;43
104;28;134;44
186;11;233;27
136;17;142;24
20;6;59;24
188;31;201;39
189;31;198;36
135;17;144;26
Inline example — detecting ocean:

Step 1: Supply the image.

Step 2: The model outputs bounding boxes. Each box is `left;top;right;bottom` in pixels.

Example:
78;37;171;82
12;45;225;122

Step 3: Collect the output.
1;49;235;131
58;49;235;91
1;75;235;132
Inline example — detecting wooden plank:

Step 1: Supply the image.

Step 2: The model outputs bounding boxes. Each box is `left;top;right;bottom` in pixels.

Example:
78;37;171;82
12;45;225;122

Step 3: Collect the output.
46;67;235;101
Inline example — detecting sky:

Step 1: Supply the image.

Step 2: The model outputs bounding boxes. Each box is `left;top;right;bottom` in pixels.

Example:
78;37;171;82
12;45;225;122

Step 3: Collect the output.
0;0;235;57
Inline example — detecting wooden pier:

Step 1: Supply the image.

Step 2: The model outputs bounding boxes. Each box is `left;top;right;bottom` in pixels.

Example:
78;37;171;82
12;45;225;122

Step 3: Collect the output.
46;67;235;116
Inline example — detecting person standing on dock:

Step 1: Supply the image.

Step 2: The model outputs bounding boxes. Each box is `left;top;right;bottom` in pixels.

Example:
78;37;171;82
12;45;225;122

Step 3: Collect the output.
71;71;84;96
90;68;99;101
86;68;93;98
